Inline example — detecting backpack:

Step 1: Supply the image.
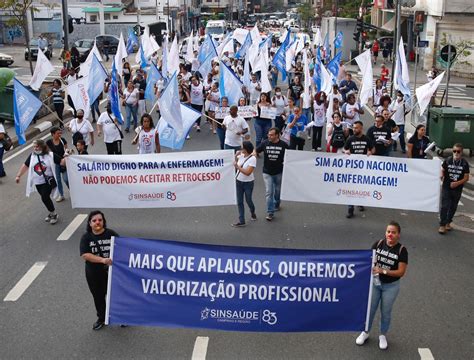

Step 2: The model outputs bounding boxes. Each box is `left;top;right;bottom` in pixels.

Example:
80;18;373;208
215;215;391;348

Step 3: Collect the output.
331;125;345;148
1;132;13;151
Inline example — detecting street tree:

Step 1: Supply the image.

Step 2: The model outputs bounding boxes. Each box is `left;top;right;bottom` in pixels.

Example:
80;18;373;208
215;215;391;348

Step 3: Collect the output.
0;0;37;75
297;2;314;31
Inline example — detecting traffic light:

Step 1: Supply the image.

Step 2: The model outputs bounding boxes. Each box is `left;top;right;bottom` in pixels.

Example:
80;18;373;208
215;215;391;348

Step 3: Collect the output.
68;16;74;34
356;17;364;33
353;31;360;42
134;25;145;36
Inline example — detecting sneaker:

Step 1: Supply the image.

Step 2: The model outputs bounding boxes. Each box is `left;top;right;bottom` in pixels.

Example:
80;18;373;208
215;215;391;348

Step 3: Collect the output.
346;212;354;219
213;130;217;134
266;214;274;221
307;135;312;140
356;331;369;346
44;213;52;222
55;195;65;202
125;128;130;133
49;214;58;225
92;319;105;331
438;226;446;234
196;126;201;132
186;135;191;139
317;147;322;151
251;213;257;221
358;206;365;212
231;222;246;227
445;223;452;231
379;335;388;350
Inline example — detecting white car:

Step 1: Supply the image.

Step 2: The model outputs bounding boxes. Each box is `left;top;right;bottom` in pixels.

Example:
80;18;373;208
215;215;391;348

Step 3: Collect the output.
0;52;14;67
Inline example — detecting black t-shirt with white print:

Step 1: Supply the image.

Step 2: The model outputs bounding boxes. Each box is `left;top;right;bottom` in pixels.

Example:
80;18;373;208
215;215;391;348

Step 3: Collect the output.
344;134;373;154
256;139;288;175
372;239;408;284
80;228;118;273
442;156;470;191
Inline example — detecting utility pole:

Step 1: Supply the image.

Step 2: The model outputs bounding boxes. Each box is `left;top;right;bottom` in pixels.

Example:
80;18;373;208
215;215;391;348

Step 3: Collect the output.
390;0;401;97
413;33;419;91
445;37;452;107
61;0;69;50
99;2;105;35
334;0;338;55
137;0;141;26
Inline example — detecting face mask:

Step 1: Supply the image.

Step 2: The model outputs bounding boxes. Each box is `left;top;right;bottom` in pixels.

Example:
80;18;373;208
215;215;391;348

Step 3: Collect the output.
34;150;42;155
276;92;281;96
397;96;403;100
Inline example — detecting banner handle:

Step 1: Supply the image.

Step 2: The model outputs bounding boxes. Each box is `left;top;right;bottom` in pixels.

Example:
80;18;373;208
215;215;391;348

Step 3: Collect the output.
104;235;115;325
364;249;376;332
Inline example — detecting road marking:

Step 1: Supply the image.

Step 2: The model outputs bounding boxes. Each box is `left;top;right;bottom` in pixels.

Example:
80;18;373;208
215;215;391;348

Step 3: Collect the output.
3;133;50;164
462;193;474;201
191;336;209;360
57;214;88;241
3;262;48;302
418;348;435;360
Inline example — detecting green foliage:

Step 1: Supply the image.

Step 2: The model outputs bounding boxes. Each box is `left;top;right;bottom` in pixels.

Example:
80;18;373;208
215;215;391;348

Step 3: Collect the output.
297;2;314;29
440;32;474;67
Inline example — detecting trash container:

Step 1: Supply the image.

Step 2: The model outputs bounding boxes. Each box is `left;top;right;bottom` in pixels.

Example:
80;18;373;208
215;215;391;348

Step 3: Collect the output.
428;107;474;156
0;85;14;122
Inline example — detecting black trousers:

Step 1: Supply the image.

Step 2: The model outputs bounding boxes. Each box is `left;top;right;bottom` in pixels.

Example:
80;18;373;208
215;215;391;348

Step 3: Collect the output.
191;104;203;126
289;135;305;150
67;95;77;117
105;141;122;155
312;126;324;150
36;183;55;212
54;103;64;121
86;269;108;322
440;187;462;226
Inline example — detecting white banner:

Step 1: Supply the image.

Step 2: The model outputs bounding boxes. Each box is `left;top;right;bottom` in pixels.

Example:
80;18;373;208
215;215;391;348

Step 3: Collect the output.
66;150;237;208
260;106;277;120
215;105;257;119
281;151;441;212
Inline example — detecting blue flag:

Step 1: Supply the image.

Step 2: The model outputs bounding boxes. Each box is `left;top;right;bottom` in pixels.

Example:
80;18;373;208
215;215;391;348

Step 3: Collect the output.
127;28;139;54
158;104;201;150
259;33;273;50
162;38;168;77
235;32;252;60
198;34;217;64
88;54;108;104
334;31;343;50
158;72;183;135
313;47;322;91
327;51;342;79
139;45;148;69
272;31;291;81
110;61;123;124
13;78;42;145
219;61;244;106
145;62;162;102
197;52;214;80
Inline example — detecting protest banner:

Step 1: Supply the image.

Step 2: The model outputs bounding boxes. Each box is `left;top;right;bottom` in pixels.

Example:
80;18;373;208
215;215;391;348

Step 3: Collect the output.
106;236;373;332
215;106;257;119
66;150;236;208
260;106;277;119
281;151;441;212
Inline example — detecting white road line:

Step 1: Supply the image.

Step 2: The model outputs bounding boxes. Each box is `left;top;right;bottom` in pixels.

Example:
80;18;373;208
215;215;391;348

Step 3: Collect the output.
3;262;48;302
3;133;50;164
418;348;435;360
459;201;464;206
461;193;474;201
57;214;88;241
191;336;209;360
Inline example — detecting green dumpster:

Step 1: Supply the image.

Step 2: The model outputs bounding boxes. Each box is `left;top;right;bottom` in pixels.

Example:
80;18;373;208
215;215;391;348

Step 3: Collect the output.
0;85;14;122
428;107;474;156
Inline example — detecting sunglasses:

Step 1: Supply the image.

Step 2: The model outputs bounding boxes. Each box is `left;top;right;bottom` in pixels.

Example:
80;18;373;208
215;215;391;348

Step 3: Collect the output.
453;150;462;154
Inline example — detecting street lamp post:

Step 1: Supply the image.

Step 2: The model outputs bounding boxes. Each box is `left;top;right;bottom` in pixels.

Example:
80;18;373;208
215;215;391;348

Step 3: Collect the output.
61;0;69;50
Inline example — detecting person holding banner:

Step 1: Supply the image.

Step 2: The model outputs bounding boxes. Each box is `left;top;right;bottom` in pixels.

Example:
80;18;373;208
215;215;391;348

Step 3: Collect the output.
223;105;249;151
439;144;470;234
232;141;257;227
287;107;308;151
46;127;70;202
341;93;364;134
254;93;273;148
80;210;118;330
356;221;408;350
97;103;123;155
215;97;229;150
311;91;328;151
132;113;161;154
68;109;94;152
407;125;430;159
271;87;288;131
327;112;348;153
206;82;220;134
390;91;410;154
367;115;392;156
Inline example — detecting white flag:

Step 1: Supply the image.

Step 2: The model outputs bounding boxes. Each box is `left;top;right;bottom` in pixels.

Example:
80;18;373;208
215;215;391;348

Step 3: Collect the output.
416;71;445;115
114;32;128;75
193;35;200;52
79;41;103;77
29;48;54;91
313;28;323;47
185;30;194;63
149;34;160;56
222;38;235;56
67;76;90;119
354;49;373;106
320;64;333;96
394;37;411;96
250;24;262;45
257;54;272;93
168;36;180;76
285;40;298;72
303;50;311;101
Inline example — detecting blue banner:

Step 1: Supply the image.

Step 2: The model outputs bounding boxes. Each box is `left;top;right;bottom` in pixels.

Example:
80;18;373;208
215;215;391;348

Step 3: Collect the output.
327;51;342;80
272;31;291;81
107;237;373;332
145;62;162;102
110;61;123;124
334;31;343;50
13;78;42;145
127;28;139;54
88;54;108;104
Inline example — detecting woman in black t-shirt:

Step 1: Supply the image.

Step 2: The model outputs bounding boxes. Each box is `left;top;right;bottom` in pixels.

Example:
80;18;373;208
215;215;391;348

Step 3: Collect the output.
407;124;430;159
79;210;119;331
355;221;408;350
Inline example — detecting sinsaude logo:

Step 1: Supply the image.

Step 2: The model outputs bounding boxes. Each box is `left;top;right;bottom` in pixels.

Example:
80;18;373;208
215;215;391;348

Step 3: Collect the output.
200;308;277;325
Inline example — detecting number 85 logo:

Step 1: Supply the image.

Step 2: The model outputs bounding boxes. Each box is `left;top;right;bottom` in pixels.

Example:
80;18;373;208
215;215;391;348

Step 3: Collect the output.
262;310;277;325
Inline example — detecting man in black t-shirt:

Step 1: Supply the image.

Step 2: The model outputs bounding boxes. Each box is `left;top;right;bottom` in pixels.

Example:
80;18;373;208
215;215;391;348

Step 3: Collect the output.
344;121;374;218
256;127;288;221
46;126;70;202
439;143;470;234
367;115;392;156
133;71;147;118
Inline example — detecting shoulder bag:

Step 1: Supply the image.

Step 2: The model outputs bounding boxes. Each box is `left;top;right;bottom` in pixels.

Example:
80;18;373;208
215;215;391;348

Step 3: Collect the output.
37;154;57;189
108;113;124;139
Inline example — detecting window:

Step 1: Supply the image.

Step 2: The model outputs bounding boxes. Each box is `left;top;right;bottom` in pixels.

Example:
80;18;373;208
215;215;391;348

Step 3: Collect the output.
90;15;97;22
104;13;111;20
113;15;118;19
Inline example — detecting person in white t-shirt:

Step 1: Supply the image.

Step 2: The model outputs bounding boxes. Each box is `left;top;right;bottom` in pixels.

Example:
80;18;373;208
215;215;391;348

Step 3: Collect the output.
232;141;257;227
341;93;364;134
132;113;160;154
68;109;94;152
121;81;139;132
190;76;204;131
97;104;122;154
390;91;410;153
248;74;261;105
223;105;249;151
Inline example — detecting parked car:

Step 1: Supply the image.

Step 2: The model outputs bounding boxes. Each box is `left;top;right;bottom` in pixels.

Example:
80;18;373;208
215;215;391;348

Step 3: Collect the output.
0;52;14;67
73;39;94;62
95;35;120;55
24;39;52;60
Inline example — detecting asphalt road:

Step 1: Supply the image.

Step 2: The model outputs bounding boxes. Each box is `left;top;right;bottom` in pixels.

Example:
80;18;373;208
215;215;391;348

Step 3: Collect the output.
1;102;473;359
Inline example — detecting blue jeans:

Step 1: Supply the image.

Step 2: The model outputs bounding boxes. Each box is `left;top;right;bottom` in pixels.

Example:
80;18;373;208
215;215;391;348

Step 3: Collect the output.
224;143;241;152
263;173;282;215
125;103;138;130
393;124;405;152
0;147;5;176
368;280;401;334
55;164;69;197
90;98;100;122
271;72;278;88
216;127;225;149
254;118;272;147
236;180;255;223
